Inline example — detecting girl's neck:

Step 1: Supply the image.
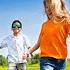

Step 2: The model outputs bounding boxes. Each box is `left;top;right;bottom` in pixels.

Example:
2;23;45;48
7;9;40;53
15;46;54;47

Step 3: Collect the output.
53;16;65;23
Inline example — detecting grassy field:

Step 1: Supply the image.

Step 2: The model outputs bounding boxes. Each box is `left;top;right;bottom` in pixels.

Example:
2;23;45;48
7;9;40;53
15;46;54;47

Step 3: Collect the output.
66;59;70;70
0;64;39;70
0;60;70;70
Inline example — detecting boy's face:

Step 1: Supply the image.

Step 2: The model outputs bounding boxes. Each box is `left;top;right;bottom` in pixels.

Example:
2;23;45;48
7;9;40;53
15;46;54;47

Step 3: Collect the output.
12;28;21;34
12;22;22;34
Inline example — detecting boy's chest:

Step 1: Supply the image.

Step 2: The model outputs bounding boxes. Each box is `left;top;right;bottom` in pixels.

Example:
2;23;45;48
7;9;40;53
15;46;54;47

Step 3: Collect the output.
7;37;25;47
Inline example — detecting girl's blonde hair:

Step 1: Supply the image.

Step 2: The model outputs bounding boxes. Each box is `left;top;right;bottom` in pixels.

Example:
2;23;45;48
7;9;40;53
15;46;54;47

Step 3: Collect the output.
43;0;70;21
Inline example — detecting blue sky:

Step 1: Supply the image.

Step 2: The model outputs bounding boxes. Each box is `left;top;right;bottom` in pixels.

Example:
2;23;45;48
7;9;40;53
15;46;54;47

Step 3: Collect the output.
0;0;70;57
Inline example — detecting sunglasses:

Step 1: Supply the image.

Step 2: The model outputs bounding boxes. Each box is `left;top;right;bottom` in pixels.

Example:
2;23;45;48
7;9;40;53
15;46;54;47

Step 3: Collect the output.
12;22;22;29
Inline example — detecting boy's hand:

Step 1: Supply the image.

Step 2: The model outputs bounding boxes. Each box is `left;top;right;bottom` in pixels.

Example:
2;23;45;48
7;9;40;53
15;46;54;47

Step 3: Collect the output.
22;53;27;59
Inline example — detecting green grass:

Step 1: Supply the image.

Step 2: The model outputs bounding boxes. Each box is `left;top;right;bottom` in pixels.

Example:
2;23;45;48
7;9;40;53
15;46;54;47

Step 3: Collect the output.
0;66;7;70
26;64;39;70
0;64;39;70
0;60;70;70
66;59;70;70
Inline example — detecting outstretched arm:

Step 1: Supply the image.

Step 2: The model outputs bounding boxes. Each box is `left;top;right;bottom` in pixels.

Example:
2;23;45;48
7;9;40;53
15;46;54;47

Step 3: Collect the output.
29;24;43;54
29;42;40;54
0;39;7;49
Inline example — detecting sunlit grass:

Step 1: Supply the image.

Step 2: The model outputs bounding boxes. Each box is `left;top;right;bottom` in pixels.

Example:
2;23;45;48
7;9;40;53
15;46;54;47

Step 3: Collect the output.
0;64;39;70
0;60;70;70
66;59;70;70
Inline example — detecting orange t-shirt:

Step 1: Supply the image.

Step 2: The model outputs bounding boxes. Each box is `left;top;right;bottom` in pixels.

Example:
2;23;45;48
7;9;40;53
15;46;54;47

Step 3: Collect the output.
39;18;69;59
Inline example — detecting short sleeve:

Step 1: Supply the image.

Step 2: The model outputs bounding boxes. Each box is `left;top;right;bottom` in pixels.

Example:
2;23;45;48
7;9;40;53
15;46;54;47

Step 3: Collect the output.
65;19;70;35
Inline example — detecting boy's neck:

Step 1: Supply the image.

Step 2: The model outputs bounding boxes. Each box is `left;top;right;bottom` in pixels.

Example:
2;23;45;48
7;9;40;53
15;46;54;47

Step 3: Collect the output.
13;32;21;37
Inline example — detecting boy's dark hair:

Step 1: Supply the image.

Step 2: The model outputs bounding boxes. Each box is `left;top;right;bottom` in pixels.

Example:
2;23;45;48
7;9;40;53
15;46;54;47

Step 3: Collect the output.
12;20;22;28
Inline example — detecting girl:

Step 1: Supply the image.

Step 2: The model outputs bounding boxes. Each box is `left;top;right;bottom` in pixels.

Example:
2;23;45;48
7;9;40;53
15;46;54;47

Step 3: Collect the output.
29;0;70;70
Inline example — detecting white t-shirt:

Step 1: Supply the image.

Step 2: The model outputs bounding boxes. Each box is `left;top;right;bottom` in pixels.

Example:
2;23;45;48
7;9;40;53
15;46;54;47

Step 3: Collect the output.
0;33;31;63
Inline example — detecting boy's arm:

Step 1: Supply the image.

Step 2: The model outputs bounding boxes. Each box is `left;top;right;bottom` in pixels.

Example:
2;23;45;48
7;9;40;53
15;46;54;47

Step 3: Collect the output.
0;39;7;49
